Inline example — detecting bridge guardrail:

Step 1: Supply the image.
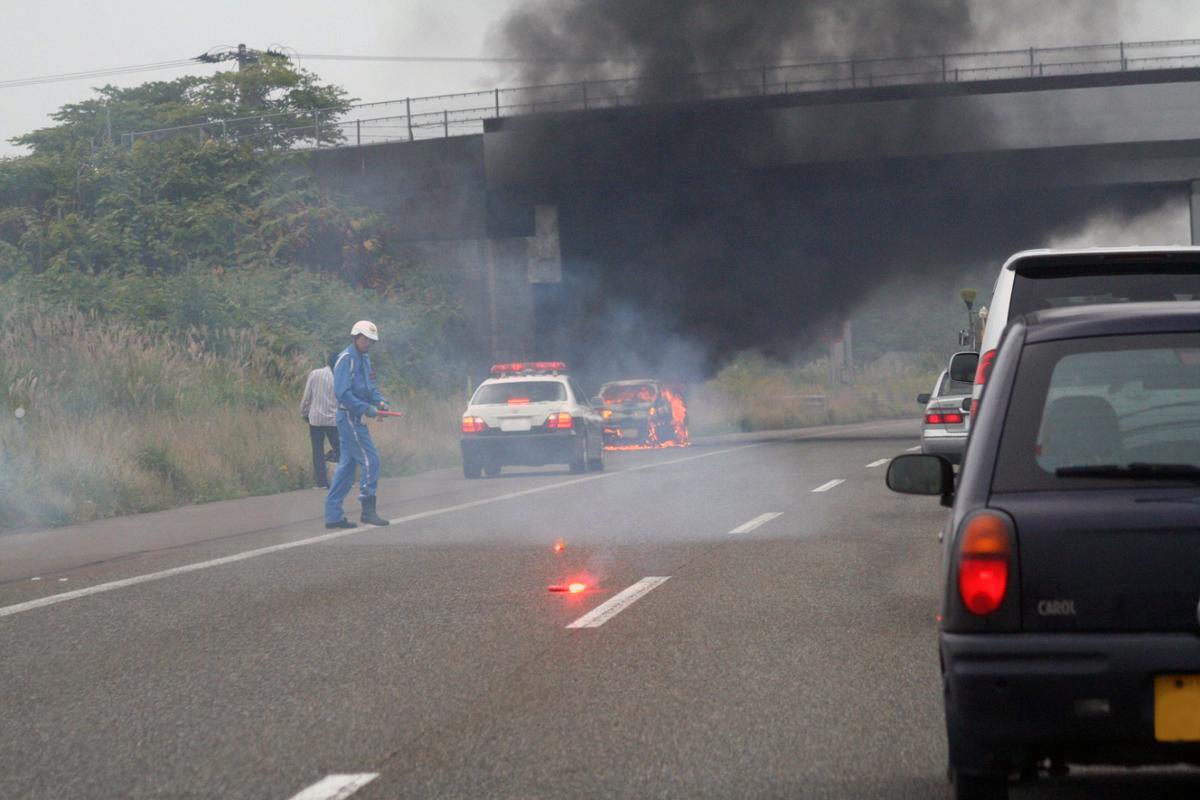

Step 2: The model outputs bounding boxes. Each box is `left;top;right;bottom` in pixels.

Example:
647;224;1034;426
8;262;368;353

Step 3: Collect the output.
122;38;1200;151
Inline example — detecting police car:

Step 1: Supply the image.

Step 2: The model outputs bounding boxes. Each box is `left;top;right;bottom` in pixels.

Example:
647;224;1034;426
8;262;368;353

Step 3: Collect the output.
460;362;605;479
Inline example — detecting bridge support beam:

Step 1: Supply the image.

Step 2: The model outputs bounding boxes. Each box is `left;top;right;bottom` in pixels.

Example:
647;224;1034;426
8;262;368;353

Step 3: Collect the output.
1190;180;1200;245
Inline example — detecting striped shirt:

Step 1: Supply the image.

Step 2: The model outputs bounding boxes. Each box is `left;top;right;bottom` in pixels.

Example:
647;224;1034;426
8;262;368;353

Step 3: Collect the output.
300;366;338;427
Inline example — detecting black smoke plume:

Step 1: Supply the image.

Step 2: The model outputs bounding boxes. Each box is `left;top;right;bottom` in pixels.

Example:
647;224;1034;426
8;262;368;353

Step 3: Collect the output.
490;0;1158;378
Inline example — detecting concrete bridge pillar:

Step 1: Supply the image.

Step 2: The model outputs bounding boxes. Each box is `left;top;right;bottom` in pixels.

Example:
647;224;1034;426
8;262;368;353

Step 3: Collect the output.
1190;180;1200;245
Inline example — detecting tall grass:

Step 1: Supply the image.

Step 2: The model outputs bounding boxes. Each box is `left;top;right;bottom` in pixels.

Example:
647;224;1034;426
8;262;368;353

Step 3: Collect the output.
688;352;934;435
0;303;461;530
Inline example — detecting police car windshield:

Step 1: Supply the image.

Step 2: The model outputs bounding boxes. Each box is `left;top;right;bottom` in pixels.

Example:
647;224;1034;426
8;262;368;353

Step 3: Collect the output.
473;381;567;405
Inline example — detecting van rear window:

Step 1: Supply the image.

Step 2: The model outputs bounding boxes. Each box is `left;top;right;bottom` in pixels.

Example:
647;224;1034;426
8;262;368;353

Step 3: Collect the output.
1009;265;1200;318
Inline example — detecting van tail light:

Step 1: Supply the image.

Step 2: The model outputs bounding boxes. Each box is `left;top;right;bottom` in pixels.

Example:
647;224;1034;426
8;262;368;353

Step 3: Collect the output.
925;412;965;425
462;416;486;434
925;413;945;425
971;349;998;416
957;512;1014;616
545;412;574;430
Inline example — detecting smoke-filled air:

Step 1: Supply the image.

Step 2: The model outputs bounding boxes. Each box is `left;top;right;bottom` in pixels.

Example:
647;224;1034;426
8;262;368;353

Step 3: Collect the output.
487;0;1174;377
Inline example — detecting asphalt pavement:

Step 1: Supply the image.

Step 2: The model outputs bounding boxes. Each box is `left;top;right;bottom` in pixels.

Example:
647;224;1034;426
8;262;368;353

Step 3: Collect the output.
1;420;1197;798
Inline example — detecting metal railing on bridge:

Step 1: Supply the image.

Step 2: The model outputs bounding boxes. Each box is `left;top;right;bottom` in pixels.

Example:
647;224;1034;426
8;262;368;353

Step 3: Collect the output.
122;38;1200;152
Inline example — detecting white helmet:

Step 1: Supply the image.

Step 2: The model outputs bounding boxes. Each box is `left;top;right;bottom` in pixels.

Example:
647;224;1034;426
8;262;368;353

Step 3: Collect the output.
350;320;379;341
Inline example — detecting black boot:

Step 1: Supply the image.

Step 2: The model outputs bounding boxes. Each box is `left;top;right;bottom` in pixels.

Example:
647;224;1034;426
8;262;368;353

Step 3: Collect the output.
361;497;390;526
326;518;356;530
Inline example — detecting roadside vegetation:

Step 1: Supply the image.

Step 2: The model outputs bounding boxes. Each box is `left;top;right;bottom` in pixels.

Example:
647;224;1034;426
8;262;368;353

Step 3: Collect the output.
1;55;944;531
688;351;936;436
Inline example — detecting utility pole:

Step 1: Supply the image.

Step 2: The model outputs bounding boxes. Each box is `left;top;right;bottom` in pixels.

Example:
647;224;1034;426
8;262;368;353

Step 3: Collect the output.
237;43;249;72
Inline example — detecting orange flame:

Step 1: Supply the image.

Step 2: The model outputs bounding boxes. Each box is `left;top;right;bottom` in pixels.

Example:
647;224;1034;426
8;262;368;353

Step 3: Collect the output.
604;387;689;451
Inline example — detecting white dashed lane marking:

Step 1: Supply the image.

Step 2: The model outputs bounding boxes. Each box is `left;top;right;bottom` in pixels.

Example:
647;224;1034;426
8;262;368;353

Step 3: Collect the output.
906;446;921;452
865;458;890;468
812;479;845;493
728;512;782;535
566;577;671;629
287;773;378;800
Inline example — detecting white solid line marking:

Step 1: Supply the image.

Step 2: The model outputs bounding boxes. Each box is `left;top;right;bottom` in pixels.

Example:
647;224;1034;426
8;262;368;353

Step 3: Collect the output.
812;479;845;493
865;458;890;468
906;445;921;452
566;577;670;629
288;773;378;800
0;443;767;620
729;512;782;534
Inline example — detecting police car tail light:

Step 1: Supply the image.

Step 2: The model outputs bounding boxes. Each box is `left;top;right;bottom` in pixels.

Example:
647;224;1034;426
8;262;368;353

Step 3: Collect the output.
462;416;486;434
545;412;573;430
957;512;1013;616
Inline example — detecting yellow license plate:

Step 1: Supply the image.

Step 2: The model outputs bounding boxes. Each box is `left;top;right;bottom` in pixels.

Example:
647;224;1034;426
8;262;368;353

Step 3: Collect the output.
1154;675;1200;742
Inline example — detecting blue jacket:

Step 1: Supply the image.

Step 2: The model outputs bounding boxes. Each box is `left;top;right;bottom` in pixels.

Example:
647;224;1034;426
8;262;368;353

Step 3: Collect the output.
333;345;387;417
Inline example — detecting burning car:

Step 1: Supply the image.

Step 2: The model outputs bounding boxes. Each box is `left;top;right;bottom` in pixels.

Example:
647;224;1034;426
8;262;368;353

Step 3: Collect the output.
597;380;689;449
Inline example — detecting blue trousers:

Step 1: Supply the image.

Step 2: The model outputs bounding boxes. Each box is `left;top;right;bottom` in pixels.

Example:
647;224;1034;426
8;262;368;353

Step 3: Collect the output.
324;411;380;523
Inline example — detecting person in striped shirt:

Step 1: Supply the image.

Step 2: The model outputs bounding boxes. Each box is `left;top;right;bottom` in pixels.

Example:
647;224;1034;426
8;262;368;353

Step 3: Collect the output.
300;352;340;488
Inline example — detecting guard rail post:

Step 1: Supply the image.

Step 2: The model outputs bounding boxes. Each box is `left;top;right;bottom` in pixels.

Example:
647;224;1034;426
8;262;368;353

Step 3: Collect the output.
406;98;413;141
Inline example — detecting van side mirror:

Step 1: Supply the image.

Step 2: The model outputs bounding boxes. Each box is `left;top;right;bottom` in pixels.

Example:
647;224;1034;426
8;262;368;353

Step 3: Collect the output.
949;351;979;384
917;393;931;404
886;454;955;505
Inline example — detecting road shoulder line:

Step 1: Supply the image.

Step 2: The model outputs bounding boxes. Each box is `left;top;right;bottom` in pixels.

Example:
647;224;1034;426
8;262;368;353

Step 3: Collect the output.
0;443;764;620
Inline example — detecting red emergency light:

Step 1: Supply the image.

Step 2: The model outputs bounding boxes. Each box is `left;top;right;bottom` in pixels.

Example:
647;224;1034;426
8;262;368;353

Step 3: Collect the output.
490;361;568;375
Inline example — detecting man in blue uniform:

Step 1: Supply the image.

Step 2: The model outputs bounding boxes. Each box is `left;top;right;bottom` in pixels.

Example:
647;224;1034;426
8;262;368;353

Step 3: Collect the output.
324;320;392;529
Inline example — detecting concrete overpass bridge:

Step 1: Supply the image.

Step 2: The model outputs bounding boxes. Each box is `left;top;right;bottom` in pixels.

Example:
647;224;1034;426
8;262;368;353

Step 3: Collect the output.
271;40;1200;368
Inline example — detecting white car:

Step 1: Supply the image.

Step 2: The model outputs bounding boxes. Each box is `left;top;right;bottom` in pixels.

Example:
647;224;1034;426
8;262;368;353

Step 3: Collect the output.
971;247;1200;419
459;362;605;479
919;364;974;463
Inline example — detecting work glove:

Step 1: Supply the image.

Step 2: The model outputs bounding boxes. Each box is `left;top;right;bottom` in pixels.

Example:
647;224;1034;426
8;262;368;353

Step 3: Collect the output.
364;406;378;418
378;401;390;412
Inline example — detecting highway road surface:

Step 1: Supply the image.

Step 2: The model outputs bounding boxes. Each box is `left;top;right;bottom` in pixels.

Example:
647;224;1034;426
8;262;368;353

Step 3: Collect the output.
1;419;1197;799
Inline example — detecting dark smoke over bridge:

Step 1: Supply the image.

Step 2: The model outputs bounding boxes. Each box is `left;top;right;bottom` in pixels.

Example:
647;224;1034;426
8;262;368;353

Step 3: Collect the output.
485;0;1169;377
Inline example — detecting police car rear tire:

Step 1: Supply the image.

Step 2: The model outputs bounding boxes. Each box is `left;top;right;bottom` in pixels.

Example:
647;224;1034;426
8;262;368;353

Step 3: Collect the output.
587;443;604;472
463;460;483;479
569;435;588;474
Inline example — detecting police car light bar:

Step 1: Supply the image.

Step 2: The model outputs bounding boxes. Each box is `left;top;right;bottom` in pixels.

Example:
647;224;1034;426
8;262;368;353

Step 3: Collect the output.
489;361;568;375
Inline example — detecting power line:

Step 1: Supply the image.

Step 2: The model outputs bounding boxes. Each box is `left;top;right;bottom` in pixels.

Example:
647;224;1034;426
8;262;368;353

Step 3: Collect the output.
0;59;207;90
0;49;633;91
295;52;638;65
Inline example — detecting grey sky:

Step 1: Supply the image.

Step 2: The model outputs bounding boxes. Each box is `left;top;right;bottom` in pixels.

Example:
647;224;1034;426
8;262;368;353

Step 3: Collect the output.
1;0;1197;155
